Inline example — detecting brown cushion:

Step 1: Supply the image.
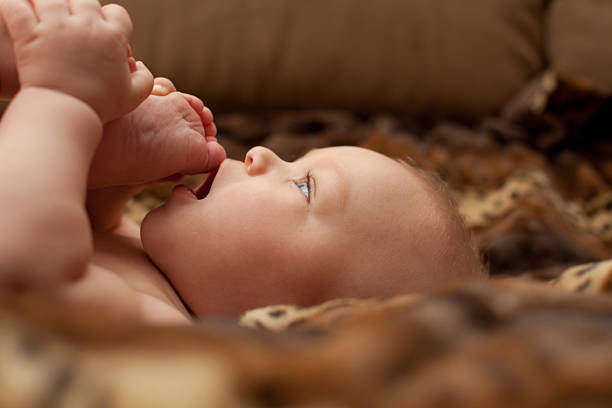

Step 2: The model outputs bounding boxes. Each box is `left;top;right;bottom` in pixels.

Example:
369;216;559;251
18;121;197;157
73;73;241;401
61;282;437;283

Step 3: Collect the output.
113;0;546;119
547;0;612;93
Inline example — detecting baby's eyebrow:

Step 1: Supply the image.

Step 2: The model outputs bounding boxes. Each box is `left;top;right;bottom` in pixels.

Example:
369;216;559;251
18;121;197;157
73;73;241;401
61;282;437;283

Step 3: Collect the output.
331;161;349;212
317;159;349;213
296;149;349;212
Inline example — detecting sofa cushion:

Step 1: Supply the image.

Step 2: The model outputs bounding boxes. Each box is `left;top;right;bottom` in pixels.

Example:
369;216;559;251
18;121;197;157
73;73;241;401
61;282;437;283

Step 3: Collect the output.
547;0;612;93
114;0;546;119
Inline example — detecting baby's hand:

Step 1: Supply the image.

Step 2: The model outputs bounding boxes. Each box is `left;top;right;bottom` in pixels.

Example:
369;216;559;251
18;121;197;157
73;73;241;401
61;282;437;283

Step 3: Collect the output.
0;0;153;122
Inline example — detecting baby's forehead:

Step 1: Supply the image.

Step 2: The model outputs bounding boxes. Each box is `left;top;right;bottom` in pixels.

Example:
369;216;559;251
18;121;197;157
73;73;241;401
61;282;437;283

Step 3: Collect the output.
301;146;388;160
302;146;413;175
343;153;431;216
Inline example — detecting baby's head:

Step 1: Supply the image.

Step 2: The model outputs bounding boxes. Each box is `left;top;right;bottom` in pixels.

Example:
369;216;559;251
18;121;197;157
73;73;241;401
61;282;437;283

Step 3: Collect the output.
141;146;484;316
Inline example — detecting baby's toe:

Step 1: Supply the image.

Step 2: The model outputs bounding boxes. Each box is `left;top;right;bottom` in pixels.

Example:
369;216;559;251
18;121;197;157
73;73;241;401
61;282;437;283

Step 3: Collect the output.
205;122;217;140
182;138;225;174
201;106;214;125
151;77;177;96
181;93;205;115
206;141;226;169
180;93;216;128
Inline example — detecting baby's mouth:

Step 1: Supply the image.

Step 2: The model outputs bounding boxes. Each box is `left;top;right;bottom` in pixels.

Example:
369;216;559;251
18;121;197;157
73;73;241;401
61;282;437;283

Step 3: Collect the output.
195;167;219;200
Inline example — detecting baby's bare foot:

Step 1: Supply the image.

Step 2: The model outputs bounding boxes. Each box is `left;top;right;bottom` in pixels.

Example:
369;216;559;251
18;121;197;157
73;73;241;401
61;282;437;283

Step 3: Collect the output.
89;78;225;188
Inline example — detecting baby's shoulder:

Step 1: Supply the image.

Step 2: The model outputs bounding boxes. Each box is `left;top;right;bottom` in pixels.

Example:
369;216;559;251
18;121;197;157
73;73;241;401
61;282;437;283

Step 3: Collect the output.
74;259;190;324
60;262;143;321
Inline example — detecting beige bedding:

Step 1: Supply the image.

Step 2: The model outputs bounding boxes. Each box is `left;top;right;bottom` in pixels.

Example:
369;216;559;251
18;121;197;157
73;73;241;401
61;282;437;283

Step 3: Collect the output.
113;0;546;119
1;264;611;407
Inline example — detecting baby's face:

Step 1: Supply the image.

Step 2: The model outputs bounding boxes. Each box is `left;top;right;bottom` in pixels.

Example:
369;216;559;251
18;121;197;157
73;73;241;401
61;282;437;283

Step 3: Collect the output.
141;146;446;316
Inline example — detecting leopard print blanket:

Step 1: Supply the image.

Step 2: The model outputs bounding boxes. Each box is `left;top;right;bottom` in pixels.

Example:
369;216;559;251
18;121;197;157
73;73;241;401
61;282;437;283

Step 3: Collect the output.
1;261;611;407
241;259;612;331
2;73;612;406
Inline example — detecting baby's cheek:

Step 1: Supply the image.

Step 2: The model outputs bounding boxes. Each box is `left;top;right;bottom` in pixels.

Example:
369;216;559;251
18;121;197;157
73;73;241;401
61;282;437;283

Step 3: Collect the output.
140;208;169;257
141;204;202;268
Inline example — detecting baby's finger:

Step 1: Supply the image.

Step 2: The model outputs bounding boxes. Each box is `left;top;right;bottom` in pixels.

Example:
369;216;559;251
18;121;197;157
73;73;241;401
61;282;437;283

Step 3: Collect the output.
70;0;102;19
33;0;69;21
0;0;38;39
128;56;137;73
129;60;154;107
101;3;132;40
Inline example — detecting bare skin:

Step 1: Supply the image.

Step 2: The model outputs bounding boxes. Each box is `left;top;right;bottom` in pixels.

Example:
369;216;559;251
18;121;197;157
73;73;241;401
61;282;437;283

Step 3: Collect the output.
0;0;153;290
86;78;225;232
81;78;226;324
142;146;484;317
0;0;222;324
0;0;482;324
89;77;221;189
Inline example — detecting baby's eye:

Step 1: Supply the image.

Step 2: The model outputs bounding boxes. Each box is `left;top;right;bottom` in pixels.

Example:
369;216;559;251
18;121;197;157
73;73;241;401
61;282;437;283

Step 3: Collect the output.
294;173;312;201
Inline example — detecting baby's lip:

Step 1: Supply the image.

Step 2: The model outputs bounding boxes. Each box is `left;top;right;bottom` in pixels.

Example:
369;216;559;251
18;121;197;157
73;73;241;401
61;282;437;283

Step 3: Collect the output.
172;184;197;199
195;166;219;199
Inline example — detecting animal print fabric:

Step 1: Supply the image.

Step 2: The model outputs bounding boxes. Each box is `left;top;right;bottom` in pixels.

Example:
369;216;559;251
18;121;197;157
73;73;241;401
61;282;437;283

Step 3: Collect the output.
553;259;612;295
3;72;602;407
2;277;612;408
240;259;612;332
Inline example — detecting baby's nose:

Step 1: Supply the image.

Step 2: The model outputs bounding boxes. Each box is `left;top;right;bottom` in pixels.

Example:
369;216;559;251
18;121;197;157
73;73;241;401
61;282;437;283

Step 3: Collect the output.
244;146;283;176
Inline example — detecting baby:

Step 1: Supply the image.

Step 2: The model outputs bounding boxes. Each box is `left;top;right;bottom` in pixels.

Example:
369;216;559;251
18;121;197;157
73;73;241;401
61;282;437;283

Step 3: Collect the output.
141;146;485;318
0;0;484;324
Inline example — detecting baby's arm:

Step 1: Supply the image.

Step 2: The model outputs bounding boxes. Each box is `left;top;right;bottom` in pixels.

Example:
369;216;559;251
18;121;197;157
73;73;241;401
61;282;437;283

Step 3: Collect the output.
0;16;18;98
0;88;103;287
0;0;152;289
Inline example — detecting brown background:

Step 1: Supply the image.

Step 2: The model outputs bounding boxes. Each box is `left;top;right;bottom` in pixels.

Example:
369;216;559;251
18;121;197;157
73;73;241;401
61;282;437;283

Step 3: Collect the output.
112;0;548;120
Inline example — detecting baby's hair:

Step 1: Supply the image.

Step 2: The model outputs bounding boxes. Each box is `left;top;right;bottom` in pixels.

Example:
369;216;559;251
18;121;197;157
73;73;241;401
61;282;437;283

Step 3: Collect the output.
396;157;487;279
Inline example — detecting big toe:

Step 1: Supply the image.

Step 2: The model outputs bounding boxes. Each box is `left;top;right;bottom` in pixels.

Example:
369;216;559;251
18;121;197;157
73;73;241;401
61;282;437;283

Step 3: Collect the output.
206;141;226;170
152;77;177;96
180;139;225;175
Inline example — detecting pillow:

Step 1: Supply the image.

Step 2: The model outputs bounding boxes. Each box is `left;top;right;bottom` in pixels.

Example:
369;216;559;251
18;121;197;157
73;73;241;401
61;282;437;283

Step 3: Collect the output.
113;0;546;120
547;0;612;92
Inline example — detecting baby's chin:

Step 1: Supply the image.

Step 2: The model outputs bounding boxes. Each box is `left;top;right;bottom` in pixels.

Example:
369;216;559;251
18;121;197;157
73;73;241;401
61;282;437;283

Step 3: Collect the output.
140;193;183;239
140;206;173;262
140;202;201;276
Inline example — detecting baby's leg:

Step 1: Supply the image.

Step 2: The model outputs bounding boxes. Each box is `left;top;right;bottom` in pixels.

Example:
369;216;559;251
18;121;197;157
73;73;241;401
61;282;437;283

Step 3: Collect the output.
89;78;225;188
